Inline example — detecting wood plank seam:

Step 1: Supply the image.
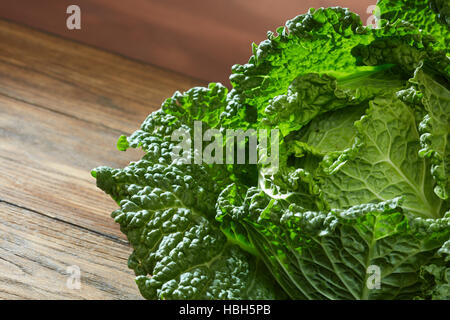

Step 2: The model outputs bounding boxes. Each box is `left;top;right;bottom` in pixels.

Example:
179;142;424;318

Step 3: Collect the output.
0;18;207;85
0;153;83;182
0;85;128;136
0;18;205;108
0;91;146;238
0;57;134;135
0;256;30;275
0;202;141;299
0;199;129;246
0;55;150;117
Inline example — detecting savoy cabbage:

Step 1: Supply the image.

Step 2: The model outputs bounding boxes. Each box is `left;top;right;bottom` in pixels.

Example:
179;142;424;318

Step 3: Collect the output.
92;0;449;299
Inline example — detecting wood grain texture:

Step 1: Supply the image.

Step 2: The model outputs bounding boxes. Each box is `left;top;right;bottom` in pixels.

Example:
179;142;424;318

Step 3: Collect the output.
0;19;203;133
0;94;142;239
0;0;376;84
0;19;205;299
0;202;141;299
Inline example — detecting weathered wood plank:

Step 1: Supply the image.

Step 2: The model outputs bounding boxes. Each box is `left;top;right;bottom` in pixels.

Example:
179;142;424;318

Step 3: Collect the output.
0;18;204;239
0;18;206;299
0;201;142;299
0;19;204;133
0;93;142;239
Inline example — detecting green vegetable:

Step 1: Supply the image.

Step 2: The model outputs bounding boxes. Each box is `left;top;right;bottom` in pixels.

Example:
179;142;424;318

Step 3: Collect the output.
377;0;449;53
93;0;449;299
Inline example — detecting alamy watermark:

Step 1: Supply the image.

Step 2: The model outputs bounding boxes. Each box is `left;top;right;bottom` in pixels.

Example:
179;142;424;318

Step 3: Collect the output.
366;5;381;28
66;5;81;30
366;265;381;290
66;265;81;290
171;121;280;174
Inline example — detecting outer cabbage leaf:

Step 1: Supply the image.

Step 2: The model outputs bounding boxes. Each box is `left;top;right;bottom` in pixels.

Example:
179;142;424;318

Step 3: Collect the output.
93;163;278;299
230;7;377;110
318;93;445;219
419;239;450;299
230;6;446;114
377;0;449;53
217;185;450;299
287;104;366;156
92;86;283;300
262;71;403;137
412;66;449;200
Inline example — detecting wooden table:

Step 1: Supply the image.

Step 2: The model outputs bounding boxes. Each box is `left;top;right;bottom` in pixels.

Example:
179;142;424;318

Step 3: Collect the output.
0;19;203;299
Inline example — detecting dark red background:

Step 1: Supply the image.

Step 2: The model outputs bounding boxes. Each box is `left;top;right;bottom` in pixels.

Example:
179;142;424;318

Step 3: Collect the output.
0;0;376;84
